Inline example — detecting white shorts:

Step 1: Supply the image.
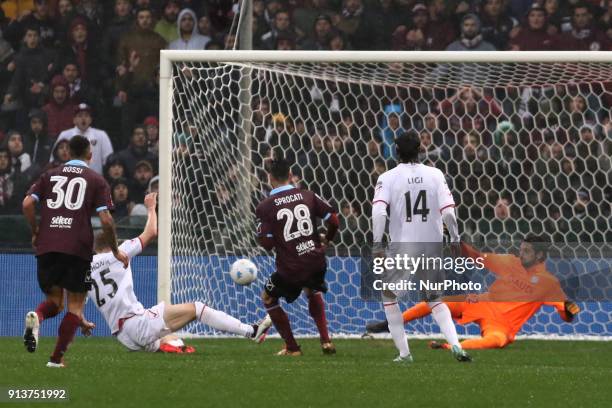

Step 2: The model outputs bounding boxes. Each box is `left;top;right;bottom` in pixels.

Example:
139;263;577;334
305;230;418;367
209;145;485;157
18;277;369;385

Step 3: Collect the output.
116;302;172;352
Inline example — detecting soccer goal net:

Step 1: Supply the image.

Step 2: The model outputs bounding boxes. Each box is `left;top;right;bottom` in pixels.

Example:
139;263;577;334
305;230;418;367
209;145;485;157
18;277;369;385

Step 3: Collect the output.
159;51;611;339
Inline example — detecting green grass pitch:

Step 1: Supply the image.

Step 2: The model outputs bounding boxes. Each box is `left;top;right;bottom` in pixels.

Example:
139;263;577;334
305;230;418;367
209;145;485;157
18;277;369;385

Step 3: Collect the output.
0;337;610;408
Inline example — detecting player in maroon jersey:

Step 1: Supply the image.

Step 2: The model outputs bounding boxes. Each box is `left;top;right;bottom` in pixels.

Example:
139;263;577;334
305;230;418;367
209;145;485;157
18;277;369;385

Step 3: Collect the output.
256;158;340;356
22;135;128;368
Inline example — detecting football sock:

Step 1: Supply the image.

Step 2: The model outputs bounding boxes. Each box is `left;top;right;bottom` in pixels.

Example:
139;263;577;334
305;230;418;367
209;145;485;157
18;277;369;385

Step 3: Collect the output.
265;302;300;351
384;301;410;358
429;302;460;347
35;300;60;324
460;331;509;349
50;312;80;363
402;302;431;323
196;302;253;337
307;292;331;343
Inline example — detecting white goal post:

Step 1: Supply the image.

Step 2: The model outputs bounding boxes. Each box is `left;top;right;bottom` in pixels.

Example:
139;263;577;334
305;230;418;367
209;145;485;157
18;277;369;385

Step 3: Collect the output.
158;51;611;338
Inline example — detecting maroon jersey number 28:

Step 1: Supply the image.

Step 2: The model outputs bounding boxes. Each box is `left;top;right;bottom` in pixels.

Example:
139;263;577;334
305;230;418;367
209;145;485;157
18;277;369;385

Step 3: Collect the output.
27;161;113;261
255;185;334;283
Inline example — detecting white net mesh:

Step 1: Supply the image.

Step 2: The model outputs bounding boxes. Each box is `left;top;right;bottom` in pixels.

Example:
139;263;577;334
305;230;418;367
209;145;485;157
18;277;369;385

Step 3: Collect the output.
167;58;611;338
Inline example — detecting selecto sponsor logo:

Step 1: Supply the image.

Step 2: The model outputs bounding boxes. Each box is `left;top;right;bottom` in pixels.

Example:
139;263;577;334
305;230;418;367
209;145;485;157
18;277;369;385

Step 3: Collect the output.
50;216;73;228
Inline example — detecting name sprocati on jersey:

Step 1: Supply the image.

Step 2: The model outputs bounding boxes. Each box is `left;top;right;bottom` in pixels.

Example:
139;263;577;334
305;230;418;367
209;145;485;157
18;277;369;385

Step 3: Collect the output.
373;163;455;243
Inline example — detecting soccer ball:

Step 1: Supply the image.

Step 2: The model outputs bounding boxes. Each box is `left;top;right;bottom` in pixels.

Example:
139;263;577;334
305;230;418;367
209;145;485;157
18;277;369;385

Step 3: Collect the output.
229;259;258;285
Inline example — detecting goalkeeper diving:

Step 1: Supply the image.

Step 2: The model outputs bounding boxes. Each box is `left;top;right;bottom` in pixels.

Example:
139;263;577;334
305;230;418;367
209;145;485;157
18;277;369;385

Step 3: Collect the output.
365;236;581;349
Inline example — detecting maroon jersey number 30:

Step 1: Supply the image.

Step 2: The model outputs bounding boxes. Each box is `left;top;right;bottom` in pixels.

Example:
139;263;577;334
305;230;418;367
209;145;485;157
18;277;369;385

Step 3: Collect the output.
256;185;334;283
27;161;113;261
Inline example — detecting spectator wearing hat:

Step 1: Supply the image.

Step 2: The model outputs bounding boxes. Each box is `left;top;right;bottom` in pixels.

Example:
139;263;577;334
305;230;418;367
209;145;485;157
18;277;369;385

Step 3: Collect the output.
557;3;610;50
446;13;496;50
143;116;158;154
392;2;455;51
4;0;56;49
130;159;154;203
52;102;113;174
154;0;180;43
301;14;333;50
44;135;70;171
509;4;557;50
3;26;55;116
479;0;518;50
115;124;158;177
169;8;210;50
292;0;334;38
117;7;166;86
23;108;52;171
42;74;75;138
57;16;101;84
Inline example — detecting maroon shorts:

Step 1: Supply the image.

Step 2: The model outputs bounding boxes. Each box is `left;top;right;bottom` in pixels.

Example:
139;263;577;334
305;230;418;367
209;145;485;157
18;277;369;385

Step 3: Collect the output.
264;267;327;303
37;252;92;293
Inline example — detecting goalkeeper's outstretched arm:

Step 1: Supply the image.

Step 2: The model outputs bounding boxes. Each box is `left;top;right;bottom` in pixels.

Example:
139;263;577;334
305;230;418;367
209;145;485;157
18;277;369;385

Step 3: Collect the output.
545;301;581;322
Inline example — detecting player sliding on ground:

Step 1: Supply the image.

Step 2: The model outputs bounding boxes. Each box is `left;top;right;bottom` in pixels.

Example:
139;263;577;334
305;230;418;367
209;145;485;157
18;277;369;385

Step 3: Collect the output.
22;135;128;368
372;132;471;363
366;236;581;349
256;158;340;356
88;192;272;353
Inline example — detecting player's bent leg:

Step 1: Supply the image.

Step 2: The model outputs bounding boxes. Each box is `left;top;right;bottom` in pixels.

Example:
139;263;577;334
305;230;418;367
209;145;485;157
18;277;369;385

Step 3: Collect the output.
402;302;433;323
304;289;334;354
428;301;471;362
262;290;301;355
460;331;510;350
37;286;64;323
48;291;87;365
192;302;255;338
161;303;197;332
383;290;411;361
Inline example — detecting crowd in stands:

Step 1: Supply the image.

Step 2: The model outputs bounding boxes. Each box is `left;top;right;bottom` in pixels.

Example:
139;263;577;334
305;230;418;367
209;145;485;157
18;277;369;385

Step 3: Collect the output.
0;0;609;246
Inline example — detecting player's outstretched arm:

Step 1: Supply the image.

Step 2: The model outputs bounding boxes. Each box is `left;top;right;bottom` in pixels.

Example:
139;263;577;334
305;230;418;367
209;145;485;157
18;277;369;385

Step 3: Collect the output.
99;210;128;268
22;195;38;249
138;192;158;248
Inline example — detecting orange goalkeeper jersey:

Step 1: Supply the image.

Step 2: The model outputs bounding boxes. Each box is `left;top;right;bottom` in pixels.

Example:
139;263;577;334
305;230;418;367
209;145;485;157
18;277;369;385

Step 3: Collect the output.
457;243;568;338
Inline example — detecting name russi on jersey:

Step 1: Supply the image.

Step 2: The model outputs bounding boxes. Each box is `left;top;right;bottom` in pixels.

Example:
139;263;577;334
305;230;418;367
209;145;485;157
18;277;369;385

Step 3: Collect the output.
62;166;84;174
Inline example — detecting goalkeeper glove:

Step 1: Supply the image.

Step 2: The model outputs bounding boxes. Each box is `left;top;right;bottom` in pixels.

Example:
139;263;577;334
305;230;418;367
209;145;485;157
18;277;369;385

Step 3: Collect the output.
564;301;580;322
